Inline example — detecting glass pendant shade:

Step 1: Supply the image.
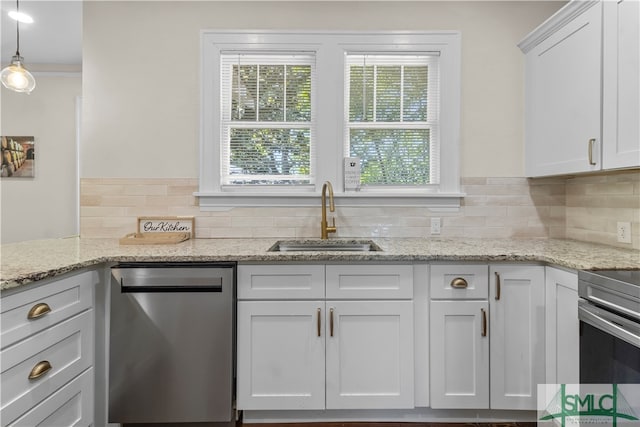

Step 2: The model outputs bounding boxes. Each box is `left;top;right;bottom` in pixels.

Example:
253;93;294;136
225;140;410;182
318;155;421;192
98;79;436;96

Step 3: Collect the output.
1;55;36;93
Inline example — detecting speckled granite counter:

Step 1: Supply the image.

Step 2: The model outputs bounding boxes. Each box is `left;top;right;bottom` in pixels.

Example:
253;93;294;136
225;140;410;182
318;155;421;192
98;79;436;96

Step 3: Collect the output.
1;237;639;291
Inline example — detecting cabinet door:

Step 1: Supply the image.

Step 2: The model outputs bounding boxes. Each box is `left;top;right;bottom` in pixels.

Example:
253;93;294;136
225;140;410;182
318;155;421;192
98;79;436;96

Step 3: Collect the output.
524;2;602;176
545;267;579;385
325;301;414;409
236;301;325;410
429;300;489;409
603;0;640;169
490;265;545;410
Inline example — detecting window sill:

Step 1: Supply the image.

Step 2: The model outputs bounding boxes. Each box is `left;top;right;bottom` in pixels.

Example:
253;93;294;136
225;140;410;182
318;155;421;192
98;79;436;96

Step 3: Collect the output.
194;191;464;211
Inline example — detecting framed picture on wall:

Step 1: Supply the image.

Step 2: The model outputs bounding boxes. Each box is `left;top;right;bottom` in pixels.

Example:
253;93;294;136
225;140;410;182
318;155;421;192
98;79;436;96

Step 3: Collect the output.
1;136;35;178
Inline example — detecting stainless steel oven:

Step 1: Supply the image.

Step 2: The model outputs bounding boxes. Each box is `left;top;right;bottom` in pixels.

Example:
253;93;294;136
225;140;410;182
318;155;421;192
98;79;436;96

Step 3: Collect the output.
578;270;640;384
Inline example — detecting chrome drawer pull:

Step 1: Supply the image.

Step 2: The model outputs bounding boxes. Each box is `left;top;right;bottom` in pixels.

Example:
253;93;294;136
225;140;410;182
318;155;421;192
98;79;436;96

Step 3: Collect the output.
28;360;52;380
27;302;51;320
451;277;468;289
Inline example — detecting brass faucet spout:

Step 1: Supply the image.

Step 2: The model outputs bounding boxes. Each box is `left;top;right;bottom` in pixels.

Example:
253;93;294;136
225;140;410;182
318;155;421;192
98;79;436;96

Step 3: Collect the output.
321;181;337;239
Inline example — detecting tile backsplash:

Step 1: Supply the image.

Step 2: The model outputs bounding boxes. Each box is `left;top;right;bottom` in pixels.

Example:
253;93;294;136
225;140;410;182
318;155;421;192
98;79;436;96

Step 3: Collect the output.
80;170;639;250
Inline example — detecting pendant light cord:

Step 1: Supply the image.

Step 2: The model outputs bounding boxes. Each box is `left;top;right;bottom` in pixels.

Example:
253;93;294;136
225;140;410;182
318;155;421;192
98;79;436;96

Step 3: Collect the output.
15;0;21;56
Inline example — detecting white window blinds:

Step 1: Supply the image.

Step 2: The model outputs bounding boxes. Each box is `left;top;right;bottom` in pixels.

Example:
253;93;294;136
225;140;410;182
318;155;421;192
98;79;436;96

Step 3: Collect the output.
344;54;440;186
220;53;316;186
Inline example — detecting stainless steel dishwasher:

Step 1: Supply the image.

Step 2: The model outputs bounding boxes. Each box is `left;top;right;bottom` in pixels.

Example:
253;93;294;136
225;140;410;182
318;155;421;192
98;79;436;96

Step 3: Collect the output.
109;262;235;425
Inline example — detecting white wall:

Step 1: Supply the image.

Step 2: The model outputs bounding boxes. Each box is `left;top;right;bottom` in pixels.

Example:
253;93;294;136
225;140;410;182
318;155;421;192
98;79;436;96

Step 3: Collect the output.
82;1;564;179
1;75;82;243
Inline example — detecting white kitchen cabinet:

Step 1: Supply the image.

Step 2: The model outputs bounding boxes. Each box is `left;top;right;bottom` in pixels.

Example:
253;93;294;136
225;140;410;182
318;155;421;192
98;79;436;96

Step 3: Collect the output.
0;270;97;427
430;264;544;410
237;300;325;410
545;267;579;385
521;1;602;177
489;265;545;410
236;263;414;411
602;0;640;169
430;300;489;409
325;300;414;409
7;368;94;427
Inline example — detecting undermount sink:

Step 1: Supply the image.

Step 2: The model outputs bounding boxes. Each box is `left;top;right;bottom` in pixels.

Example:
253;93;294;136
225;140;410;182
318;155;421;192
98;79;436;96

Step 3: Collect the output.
268;239;382;252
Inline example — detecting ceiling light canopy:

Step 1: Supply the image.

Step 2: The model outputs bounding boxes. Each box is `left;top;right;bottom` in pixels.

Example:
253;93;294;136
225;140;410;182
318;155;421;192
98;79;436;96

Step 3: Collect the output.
1;0;35;93
8;10;33;24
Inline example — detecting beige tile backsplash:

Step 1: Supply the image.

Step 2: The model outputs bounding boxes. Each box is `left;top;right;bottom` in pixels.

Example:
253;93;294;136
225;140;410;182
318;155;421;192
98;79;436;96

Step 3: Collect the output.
80;170;639;250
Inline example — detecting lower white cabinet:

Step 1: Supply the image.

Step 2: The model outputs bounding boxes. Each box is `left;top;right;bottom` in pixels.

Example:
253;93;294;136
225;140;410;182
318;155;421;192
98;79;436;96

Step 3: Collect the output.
6;368;93;427
430;264;545;411
237;300;325;410
430;300;489;409
325;300;414;409
236;263;414;411
545;267;579;385
489;265;545;410
0;270;96;427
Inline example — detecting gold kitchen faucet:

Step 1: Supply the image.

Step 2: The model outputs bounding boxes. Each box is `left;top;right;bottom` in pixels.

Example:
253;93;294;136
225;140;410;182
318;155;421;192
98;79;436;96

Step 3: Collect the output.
321;181;337;239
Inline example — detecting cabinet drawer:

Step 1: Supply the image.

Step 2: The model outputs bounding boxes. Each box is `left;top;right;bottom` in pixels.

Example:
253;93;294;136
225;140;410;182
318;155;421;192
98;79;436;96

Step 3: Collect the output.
5;368;93;427
238;265;325;300
0;310;93;425
1;271;95;349
430;265;488;299
326;264;413;299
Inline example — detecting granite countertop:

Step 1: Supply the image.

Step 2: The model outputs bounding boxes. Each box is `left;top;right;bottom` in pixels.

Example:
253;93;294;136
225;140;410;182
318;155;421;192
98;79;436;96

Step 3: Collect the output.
1;237;639;291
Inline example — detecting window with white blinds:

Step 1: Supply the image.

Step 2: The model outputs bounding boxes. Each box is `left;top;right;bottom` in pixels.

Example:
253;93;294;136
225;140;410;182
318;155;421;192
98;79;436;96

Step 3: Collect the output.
345;54;440;187
220;53;316;185
199;31;461;208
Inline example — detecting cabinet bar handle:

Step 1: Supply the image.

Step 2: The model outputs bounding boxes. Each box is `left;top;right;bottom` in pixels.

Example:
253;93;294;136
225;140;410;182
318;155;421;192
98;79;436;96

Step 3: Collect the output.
28;360;52;380
495;272;501;301
451;277;468;289
588;138;596;165
27;302;51;320
317;308;321;337
330;308;334;337
481;309;487;337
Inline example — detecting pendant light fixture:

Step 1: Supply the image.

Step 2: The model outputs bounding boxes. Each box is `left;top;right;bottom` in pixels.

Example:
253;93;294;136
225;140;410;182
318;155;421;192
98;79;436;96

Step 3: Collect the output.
1;0;36;94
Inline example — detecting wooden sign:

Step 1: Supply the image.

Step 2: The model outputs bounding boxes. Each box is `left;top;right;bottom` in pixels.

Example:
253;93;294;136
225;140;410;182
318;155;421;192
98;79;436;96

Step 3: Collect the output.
137;216;195;238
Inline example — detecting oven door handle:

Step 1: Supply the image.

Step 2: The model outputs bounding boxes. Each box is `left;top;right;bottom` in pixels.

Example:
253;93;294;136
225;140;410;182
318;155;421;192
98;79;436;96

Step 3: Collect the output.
579;301;640;349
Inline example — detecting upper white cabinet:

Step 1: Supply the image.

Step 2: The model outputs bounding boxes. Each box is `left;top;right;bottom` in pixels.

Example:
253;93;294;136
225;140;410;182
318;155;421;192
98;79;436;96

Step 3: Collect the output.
520;0;640;177
521;1;603;177
602;0;640;169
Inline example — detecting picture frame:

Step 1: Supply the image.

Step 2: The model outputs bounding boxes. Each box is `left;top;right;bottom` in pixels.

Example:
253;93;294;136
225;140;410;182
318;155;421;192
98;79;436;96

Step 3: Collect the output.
1;136;35;178
137;216;195;238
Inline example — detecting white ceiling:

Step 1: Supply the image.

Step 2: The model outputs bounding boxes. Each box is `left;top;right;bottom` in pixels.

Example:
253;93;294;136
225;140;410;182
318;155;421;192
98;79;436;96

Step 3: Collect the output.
1;0;82;66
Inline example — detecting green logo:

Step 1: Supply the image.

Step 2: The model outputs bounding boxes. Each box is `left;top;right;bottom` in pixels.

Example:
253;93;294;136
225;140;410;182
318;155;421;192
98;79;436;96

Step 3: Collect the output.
540;384;639;426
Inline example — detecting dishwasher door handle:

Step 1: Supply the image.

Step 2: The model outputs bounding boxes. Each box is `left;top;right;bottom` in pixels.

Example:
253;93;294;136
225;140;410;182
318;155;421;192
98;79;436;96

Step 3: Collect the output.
112;268;224;292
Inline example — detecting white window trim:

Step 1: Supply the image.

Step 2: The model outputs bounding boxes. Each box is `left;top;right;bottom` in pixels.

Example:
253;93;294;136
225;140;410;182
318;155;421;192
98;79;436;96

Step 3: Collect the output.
197;30;463;209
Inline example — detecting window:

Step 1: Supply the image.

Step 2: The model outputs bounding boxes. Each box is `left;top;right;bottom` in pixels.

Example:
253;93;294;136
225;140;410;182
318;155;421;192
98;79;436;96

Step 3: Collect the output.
345;54;439;187
221;53;315;186
199;32;461;208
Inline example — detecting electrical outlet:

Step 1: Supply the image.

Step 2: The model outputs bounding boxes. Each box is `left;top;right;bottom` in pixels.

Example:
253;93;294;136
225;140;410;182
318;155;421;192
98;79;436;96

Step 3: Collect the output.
431;217;441;235
617;221;632;244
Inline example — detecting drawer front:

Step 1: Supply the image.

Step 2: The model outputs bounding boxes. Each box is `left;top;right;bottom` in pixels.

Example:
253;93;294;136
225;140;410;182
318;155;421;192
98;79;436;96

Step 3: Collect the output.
5;368;93;427
238;265;325;300
1;271;95;350
430;264;488;299
0;310;93;424
326;265;413;299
